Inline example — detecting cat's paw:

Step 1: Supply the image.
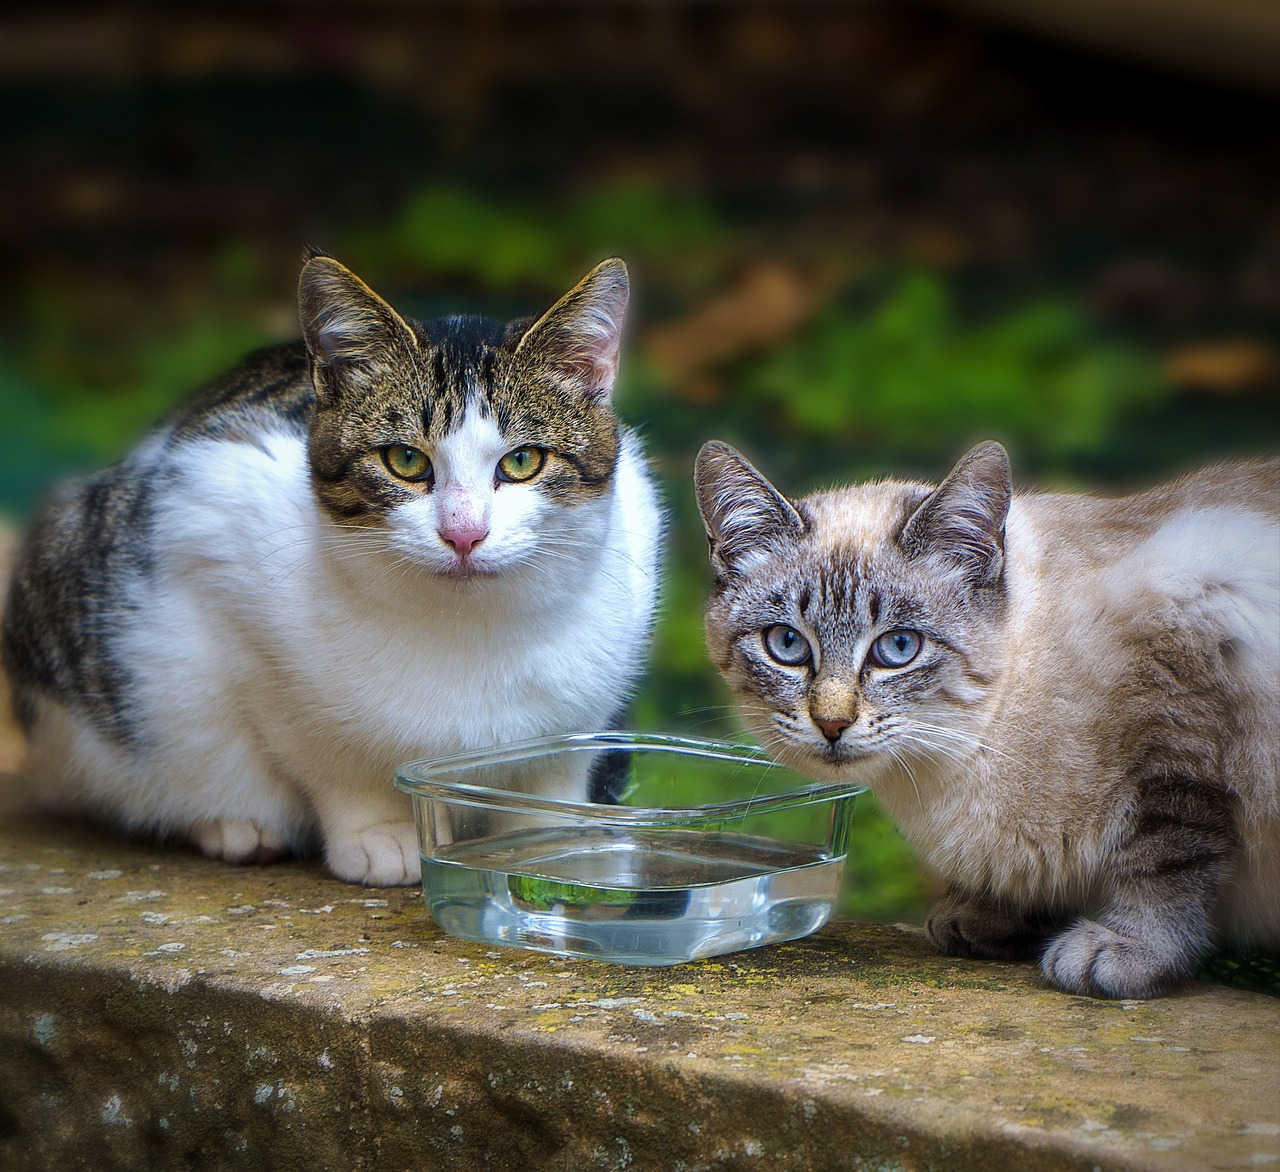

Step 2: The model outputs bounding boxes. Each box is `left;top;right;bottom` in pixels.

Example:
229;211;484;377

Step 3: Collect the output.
1041;919;1189;999
192;818;288;865
926;891;1048;961
326;822;419;887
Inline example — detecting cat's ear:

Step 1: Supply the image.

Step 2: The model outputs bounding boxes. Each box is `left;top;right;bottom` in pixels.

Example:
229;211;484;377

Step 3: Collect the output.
513;258;629;401
900;441;1011;585
695;441;805;578
299;256;418;405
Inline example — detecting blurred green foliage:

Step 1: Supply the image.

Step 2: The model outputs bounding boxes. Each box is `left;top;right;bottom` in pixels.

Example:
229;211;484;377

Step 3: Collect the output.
0;312;272;517
743;273;1162;468
345;182;726;294
1197;951;1280;996
2;180;1269;927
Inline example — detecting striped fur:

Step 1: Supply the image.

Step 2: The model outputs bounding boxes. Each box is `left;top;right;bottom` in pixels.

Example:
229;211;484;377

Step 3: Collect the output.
696;440;1279;998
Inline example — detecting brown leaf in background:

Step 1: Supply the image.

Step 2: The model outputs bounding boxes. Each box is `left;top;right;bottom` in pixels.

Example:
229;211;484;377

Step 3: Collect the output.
1163;339;1278;393
643;262;830;396
903;221;974;268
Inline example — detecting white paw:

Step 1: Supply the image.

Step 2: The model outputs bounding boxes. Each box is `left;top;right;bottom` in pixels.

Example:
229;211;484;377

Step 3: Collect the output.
326;822;419;887
1041;919;1186;999
192;818;288;865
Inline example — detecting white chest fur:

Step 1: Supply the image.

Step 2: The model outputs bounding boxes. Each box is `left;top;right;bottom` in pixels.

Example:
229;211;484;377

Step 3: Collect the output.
92;426;662;870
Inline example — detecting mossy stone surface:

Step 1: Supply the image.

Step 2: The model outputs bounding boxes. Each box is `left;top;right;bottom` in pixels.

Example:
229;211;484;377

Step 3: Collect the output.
1;810;1276;1170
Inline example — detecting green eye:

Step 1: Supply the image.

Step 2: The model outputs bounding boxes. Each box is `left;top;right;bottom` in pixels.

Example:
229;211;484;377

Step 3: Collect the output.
382;445;432;481
497;446;546;483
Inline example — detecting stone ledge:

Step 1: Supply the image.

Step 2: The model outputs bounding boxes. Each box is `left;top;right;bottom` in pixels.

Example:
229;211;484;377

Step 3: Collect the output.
1;811;1277;1171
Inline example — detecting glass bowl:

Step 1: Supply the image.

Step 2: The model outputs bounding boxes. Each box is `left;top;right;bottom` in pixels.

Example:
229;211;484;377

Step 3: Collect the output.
394;732;864;966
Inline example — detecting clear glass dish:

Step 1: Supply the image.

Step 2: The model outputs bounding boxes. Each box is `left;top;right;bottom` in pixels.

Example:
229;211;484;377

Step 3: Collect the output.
394;732;864;966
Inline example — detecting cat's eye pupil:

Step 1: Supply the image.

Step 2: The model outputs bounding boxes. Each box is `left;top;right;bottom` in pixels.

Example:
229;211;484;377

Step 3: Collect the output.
763;624;811;667
872;629;922;669
497;446;546;483
383;445;431;481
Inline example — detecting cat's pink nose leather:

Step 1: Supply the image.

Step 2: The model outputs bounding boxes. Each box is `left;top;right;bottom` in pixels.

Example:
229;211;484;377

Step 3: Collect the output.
440;527;488;556
814;717;851;742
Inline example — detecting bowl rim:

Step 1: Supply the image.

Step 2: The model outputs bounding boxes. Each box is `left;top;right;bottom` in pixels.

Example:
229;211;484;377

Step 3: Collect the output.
394;731;865;823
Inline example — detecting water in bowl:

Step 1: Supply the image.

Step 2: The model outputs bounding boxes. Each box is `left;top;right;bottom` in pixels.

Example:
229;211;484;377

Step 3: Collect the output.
421;824;844;965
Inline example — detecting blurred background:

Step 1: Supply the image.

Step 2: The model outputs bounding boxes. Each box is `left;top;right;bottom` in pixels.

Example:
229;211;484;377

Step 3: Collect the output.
2;1;1277;923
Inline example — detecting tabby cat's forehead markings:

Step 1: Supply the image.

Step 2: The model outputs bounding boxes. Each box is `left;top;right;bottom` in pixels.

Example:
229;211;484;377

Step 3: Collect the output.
411;315;512;441
817;561;859;614
429;347;446;392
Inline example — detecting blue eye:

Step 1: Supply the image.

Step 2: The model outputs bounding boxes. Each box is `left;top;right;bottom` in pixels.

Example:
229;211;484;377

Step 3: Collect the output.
763;625;812;666
870;629;922;669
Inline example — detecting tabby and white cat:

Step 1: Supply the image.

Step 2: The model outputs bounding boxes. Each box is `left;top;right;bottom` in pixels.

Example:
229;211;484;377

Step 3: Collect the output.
2;256;662;885
695;439;1278;998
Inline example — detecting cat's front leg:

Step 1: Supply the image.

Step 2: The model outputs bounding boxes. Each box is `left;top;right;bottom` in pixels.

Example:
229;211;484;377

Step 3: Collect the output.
927;887;1058;961
1041;776;1238;999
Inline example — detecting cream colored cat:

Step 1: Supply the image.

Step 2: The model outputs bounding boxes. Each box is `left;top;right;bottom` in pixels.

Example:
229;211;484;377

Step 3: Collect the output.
696;439;1278;998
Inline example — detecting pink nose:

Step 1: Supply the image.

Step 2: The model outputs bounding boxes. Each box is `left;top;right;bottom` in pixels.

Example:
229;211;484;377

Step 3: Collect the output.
439;527;488;557
813;717;852;743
